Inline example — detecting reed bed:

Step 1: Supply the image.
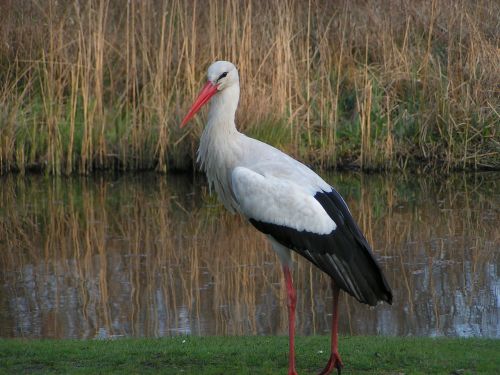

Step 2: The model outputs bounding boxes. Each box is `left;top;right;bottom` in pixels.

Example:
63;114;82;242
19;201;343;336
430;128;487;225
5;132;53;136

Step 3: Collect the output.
0;0;498;175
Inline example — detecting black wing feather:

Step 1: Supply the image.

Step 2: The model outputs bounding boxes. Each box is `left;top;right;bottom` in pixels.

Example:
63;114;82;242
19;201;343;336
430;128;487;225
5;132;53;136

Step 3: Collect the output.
249;188;393;306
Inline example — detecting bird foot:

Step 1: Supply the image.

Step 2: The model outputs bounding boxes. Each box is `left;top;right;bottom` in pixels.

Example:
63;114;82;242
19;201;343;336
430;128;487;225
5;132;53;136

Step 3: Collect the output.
288;369;298;375
318;352;343;375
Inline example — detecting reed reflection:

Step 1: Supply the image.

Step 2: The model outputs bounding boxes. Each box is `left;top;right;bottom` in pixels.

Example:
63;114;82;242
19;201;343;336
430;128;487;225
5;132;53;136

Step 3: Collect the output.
0;172;498;339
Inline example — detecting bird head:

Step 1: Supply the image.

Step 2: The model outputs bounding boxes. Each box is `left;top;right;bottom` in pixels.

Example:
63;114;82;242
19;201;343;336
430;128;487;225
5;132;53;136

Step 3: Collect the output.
180;61;239;128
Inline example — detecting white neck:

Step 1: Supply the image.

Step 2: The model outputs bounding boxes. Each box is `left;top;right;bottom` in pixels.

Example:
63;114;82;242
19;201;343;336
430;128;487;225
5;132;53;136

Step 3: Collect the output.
197;83;242;212
207;84;240;132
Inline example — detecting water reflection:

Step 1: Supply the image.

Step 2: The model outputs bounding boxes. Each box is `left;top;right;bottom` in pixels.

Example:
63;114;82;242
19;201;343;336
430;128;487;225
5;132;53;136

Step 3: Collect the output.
0;172;498;339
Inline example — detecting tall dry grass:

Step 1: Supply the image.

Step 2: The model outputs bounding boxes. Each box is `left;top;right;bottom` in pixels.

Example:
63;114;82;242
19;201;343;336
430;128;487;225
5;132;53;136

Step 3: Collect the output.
0;0;498;175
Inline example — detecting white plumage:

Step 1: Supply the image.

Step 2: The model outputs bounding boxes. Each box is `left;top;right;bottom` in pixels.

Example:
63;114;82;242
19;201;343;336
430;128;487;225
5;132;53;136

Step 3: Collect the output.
232;167;336;234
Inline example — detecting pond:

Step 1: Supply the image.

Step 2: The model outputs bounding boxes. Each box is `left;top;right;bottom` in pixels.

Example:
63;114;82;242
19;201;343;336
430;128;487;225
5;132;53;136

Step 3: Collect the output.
0;172;498;339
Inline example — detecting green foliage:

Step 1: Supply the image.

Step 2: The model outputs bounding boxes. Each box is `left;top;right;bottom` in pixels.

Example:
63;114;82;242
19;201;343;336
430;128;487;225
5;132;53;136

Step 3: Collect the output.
246;117;291;150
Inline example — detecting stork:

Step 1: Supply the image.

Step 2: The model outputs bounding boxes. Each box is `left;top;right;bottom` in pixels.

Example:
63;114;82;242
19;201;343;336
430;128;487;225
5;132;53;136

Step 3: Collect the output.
181;61;392;375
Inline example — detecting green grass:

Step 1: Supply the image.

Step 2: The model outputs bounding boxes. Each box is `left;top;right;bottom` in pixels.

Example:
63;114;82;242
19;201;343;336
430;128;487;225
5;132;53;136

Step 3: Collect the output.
1;336;498;374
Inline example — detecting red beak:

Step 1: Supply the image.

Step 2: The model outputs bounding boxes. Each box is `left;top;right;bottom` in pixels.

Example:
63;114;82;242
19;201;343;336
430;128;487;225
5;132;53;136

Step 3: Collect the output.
180;81;219;128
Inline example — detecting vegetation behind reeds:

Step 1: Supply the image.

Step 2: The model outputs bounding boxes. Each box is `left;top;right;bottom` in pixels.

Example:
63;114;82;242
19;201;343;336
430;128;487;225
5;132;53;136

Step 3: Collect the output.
0;0;498;175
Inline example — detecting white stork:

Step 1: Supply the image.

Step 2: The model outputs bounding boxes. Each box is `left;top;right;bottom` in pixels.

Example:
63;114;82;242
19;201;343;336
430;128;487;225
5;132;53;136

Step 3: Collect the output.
181;61;392;375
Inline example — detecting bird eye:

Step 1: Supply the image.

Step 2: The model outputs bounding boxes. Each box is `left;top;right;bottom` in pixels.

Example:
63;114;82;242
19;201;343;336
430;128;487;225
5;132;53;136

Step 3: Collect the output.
217;72;228;81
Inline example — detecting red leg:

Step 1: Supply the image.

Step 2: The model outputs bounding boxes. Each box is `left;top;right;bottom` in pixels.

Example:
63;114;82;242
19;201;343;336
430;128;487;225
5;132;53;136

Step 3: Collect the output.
283;266;298;375
319;280;343;375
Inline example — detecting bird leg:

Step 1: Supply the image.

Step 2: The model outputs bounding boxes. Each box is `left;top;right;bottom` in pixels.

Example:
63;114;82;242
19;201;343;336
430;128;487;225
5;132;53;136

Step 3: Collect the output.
318;280;343;375
283;266;298;375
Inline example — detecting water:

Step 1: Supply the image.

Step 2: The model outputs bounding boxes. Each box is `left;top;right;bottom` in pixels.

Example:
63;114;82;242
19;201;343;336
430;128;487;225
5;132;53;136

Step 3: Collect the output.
0;172;498;339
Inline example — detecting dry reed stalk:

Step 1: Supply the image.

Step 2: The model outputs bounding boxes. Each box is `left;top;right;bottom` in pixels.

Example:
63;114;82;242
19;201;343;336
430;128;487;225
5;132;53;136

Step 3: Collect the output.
385;95;394;167
94;0;108;168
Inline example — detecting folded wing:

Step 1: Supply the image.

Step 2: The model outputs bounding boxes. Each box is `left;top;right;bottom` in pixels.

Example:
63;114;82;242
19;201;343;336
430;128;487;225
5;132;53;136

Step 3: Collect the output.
231;166;393;306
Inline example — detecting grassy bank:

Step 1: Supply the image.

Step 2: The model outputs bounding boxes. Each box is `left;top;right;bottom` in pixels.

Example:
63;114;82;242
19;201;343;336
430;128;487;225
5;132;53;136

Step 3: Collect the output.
0;0;499;175
1;336;499;374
